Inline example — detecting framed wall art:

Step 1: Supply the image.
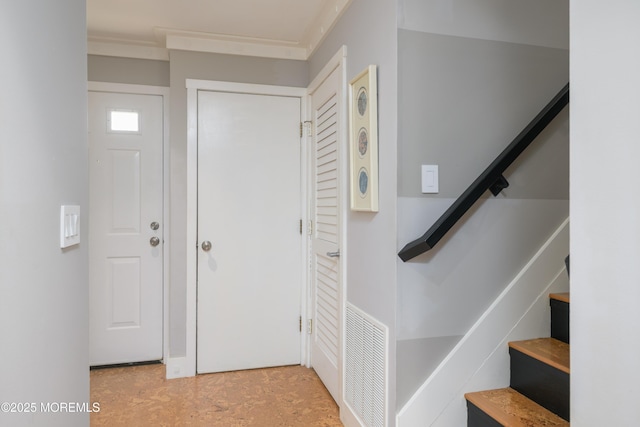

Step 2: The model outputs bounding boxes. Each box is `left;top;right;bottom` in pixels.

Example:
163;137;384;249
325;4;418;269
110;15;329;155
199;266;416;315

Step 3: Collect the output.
349;65;378;212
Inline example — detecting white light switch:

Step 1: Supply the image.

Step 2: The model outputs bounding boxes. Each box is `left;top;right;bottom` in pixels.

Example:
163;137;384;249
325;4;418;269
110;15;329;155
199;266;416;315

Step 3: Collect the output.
60;205;80;248
421;165;439;193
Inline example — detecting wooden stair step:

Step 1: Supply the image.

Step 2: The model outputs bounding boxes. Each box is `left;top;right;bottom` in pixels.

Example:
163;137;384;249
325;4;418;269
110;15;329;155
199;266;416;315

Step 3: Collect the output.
509;338;569;374
465;387;569;426
509;338;570;420
549;292;570;303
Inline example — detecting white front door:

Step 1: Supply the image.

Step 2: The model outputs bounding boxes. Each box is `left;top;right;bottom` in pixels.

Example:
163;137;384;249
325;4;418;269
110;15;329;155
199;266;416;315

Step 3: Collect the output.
196;90;302;374
309;64;344;402
88;91;164;366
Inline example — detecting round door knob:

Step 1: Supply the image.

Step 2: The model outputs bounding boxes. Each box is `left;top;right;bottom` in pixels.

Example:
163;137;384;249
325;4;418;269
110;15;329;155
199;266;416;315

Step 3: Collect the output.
201;241;212;252
150;236;160;247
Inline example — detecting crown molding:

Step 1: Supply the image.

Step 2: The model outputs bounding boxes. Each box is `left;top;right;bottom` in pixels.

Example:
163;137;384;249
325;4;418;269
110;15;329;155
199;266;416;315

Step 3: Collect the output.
303;0;353;56
88;38;169;61
158;28;308;61
87;0;352;61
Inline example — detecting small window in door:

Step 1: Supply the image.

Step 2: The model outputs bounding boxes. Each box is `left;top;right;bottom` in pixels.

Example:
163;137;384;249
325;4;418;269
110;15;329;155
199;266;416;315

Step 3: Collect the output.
108;109;140;133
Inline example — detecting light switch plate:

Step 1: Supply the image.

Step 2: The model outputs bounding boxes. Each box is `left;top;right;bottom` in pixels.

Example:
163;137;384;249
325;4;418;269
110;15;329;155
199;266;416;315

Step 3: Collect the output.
60;205;80;248
421;165;439;193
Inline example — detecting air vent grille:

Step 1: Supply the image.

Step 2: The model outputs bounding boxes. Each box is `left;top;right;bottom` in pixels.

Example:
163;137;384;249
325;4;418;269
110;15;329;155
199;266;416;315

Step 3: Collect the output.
345;303;387;427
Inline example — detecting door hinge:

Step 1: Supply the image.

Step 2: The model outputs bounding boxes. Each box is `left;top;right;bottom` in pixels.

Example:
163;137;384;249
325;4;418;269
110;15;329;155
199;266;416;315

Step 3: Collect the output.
307;319;313;335
301;120;312;137
299;219;303;235
307;220;313;236
299;316;302;332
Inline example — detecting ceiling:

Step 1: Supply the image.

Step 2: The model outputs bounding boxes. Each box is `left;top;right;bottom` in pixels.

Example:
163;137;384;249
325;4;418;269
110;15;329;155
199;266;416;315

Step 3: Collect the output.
87;0;351;60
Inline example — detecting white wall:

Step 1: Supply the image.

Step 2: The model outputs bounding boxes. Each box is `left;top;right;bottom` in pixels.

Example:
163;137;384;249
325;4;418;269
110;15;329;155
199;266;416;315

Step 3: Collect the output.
0;1;89;426
571;1;640;424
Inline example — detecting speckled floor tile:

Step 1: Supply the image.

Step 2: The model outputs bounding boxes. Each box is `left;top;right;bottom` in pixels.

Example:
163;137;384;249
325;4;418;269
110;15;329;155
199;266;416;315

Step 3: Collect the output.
90;364;343;426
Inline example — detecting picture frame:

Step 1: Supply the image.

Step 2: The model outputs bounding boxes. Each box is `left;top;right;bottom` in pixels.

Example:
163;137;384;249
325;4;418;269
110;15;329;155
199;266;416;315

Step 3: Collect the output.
349;65;379;212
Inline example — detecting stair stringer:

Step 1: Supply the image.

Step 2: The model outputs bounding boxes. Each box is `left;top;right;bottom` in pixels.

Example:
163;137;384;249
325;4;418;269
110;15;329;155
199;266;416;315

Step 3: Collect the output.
396;217;569;427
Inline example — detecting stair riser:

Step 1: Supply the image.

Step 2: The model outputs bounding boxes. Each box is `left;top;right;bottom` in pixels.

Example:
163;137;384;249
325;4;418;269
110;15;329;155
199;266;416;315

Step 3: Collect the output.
510;349;570;421
550;299;570;344
466;401;502;427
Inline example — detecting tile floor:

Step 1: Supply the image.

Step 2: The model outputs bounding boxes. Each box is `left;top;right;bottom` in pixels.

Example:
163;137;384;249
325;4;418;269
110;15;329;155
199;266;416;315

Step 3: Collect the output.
90;363;343;426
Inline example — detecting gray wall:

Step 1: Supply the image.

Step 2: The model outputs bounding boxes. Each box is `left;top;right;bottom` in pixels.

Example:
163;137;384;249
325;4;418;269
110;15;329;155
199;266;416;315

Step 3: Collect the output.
395;0;569;400
398;31;570;199
168;50;309;357
88;55;170;87
0;1;89;426
398;0;568;51
86;49;308;359
310;0;399;424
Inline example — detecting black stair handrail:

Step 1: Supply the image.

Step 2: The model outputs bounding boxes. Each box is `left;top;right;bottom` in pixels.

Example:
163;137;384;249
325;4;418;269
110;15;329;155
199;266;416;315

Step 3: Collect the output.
398;83;569;262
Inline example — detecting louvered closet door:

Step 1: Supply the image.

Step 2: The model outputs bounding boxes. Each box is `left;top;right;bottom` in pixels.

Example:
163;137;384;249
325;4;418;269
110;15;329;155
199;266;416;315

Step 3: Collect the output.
310;64;343;403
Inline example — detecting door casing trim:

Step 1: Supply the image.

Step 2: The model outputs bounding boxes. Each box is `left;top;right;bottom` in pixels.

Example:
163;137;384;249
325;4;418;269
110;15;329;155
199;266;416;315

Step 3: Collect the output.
185;79;308;377
88;81;170;367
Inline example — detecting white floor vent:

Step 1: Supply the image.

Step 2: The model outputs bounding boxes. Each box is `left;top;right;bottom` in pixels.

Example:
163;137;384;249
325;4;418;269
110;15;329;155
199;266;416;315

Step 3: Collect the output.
345;303;388;427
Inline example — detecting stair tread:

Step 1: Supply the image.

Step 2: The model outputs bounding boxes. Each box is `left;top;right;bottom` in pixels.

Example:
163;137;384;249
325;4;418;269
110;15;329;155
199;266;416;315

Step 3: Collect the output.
550;292;570;303
465;387;569;426
509;338;570;374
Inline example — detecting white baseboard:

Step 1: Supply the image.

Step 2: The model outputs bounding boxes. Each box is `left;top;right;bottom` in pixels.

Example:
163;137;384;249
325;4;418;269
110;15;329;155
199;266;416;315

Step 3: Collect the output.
341;404;365;427
397;218;569;426
165;356;190;379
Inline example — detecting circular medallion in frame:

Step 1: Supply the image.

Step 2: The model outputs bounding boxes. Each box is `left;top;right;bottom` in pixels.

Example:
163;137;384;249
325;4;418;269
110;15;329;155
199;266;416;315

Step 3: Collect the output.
358;127;368;158
357;87;368;117
358;167;369;198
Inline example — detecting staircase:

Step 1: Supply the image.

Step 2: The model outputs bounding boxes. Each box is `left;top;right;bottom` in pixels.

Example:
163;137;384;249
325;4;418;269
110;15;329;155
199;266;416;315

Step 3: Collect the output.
465;292;570;426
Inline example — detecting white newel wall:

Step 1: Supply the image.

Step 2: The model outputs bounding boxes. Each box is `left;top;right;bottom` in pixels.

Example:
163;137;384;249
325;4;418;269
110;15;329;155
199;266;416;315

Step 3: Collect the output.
571;1;640;424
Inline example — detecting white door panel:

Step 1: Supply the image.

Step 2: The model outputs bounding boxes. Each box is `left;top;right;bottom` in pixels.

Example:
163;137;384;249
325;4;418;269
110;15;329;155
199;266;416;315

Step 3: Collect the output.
310;65;343;402
89;91;163;366
197;90;302;374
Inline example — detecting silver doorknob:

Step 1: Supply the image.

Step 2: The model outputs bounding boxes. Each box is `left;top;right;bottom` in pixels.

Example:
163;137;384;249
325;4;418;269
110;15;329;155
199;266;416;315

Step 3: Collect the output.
150;221;160;230
326;250;340;258
201;241;212;252
150;236;160;247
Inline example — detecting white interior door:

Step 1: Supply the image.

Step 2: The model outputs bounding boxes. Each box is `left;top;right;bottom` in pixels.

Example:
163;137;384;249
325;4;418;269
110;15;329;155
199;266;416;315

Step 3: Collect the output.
88;91;164;366
197;90;302;374
309;65;343;402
